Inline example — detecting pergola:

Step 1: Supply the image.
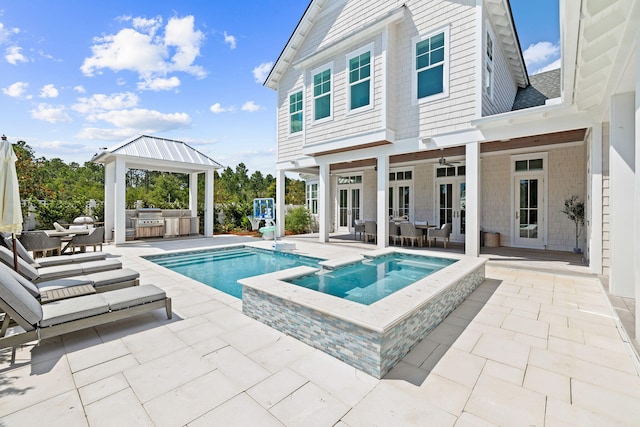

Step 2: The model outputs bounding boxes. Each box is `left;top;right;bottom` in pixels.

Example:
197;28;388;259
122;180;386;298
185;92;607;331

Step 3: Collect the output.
92;135;222;245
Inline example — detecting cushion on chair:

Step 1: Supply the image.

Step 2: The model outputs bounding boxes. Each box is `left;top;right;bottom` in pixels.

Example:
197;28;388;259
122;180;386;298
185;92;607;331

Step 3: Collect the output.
36;276;93;293
80;259;121;274
4;236;38;266
40;293;109;327
53;222;66;232
35;252;107;268
1;262;41;298
0;264;43;328
0;246;40;281
103;285;166;311
86;268;139;288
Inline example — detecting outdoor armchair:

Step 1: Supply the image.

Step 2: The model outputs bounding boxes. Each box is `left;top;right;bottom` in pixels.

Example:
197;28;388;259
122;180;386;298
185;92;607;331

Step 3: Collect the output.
388;221;401;245
69;227;104;253
18;231;62;258
427;223;452;248
354;220;365;240
364;221;377;244
400;222;423;247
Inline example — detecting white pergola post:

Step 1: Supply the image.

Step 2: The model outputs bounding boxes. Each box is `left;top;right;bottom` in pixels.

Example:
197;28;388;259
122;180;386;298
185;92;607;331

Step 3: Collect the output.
465;141;480;256
189;173;198;215
318;163;330;243
113;157;127;245
588;124;603;275
634;43;640;339
204;170;214;237
377;155;389;249
104;162;115;242
276;169;285;238
609;92;635;297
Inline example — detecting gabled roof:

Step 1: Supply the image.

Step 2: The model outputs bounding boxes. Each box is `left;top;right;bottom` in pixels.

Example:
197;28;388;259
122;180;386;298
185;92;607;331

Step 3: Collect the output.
92;135;222;173
512;68;561;110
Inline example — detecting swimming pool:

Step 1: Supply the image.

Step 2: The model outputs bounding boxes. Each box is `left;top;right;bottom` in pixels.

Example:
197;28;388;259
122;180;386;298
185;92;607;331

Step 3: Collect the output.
289;254;456;305
145;246;322;298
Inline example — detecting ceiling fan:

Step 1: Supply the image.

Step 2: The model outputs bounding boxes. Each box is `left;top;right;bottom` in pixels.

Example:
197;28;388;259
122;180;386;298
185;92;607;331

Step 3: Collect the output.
438;149;460;167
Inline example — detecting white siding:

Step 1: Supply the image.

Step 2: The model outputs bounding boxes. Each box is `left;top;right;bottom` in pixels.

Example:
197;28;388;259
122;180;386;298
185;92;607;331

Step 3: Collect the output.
481;154;512;242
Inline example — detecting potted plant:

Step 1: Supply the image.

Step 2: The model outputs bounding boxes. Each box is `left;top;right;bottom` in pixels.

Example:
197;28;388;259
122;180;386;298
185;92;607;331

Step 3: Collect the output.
561;195;585;253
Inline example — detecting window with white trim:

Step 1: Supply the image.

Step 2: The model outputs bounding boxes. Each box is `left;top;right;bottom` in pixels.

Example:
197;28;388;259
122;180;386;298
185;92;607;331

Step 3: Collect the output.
347;44;373;111
485;29;494;99
413;27;449;102
289;90;303;134
312;63;332;121
306;183;318;214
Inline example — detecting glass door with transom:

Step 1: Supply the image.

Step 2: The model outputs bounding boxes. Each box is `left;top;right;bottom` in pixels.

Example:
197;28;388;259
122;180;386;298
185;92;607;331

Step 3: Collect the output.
435;165;466;241
389;169;414;220
337;175;363;233
514;174;544;247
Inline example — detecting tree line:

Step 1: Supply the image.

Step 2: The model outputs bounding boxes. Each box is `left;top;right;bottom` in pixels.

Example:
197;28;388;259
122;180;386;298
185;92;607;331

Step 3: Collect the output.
13;140;306;232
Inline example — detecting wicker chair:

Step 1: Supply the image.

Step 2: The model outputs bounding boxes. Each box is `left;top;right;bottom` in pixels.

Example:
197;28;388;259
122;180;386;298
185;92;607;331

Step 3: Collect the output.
400;222;423;247
354;220;365;240
18;231;62;258
388;221;401;245
427;223;452;248
364;221;377;244
69;227;104;253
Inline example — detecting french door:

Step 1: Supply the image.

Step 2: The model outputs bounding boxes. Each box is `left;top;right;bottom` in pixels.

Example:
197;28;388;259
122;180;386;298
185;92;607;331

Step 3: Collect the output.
389;169;414;220
514;174;544;247
436;178;465;241
337;176;362;233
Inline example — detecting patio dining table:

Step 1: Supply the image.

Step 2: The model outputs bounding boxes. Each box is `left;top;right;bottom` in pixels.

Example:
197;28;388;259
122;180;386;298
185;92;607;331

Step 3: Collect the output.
44;228;91;253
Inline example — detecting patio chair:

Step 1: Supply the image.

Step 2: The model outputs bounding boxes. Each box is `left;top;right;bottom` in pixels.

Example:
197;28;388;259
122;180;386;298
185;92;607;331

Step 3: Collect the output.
400;222;423;247
1;262;140;303
0;246;122;283
17;231;62;258
364;221;377;244
68;227;104;253
354;220;365;240
388;221;401;245
0;265;171;363
427;223;452;248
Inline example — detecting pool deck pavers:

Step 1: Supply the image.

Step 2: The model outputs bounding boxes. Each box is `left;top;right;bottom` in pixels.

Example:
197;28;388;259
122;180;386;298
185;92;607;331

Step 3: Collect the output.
1;234;639;426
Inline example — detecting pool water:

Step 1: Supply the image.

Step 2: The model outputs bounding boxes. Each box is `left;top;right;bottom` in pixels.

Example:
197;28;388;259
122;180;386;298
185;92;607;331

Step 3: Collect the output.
288;253;457;305
145;247;321;298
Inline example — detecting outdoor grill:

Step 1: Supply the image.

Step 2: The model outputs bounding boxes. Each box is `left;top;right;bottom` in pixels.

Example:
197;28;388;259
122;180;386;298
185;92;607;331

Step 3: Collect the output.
134;208;164;238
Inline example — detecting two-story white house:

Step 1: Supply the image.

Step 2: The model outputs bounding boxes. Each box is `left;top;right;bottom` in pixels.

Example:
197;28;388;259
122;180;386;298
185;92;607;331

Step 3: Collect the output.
265;1;640;338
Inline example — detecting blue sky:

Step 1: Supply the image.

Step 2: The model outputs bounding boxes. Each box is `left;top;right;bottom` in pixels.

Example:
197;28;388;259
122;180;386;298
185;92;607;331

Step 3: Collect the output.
0;1;559;175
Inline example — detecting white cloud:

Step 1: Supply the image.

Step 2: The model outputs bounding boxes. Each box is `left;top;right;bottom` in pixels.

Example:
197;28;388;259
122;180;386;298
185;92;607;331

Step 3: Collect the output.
532;58;561;75
252;62;273;84
38;140;86;151
94;108;191;131
0;22;20;45
523;41;560;67
39;83;59;98
81;15;205;81
5;46;26;64
72;92;140;114
223;31;237;49
74;85;86;94
210;103;227;114
137;76;181;91
241;101;261;112
76;127;139;141
31;103;72;123
2;81;30;98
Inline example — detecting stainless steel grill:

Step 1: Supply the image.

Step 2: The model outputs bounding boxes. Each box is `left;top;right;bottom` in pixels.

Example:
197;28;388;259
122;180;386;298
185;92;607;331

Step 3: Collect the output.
135;208;164;238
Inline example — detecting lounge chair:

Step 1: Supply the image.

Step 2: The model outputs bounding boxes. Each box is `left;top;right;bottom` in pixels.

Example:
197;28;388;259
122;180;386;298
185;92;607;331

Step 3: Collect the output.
427;223;452;248
0;265;171;363
0;246;122;283
0;262;140;303
2;234;107;267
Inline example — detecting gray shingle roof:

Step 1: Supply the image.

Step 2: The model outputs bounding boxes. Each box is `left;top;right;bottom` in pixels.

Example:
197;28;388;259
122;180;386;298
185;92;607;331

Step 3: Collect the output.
511;68;561;110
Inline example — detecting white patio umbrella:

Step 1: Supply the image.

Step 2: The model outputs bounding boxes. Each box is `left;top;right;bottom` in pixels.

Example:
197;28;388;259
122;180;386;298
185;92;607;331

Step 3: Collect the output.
0;134;23;271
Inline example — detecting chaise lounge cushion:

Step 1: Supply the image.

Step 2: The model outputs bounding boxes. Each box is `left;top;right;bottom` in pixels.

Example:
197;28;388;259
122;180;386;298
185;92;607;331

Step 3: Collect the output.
78;259;121;274
0;246;40;280
34;259;122;282
40;294;110;327
36;276;94;293
36;252;107;268
2;264;42;298
102;285;166;311
3;236;38;266
86;268;139;288
0;266;43;328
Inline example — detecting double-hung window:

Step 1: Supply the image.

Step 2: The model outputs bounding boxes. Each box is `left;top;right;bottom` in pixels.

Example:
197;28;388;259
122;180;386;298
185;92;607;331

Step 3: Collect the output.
485;28;494;99
347;43;373;112
306;183;318;214
413;26;449;102
312;63;333;121
289;90;303;134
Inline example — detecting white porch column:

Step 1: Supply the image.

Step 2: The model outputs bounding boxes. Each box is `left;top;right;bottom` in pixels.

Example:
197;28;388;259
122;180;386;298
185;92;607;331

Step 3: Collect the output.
377;155;389;249
204;170;214;236
634;44;640;339
276;169;285;238
609;92;635;297
465;141;480;256
104;162;115;242
113;157;126;245
189;173;198;215
318;163;331;243
588;125;603;275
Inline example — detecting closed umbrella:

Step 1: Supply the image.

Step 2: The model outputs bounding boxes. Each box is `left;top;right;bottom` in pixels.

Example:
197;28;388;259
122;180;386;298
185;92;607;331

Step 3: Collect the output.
0;134;23;271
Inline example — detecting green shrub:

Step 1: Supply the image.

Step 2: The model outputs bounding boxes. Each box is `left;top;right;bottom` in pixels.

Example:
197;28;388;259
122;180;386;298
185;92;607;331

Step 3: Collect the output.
285;206;312;234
